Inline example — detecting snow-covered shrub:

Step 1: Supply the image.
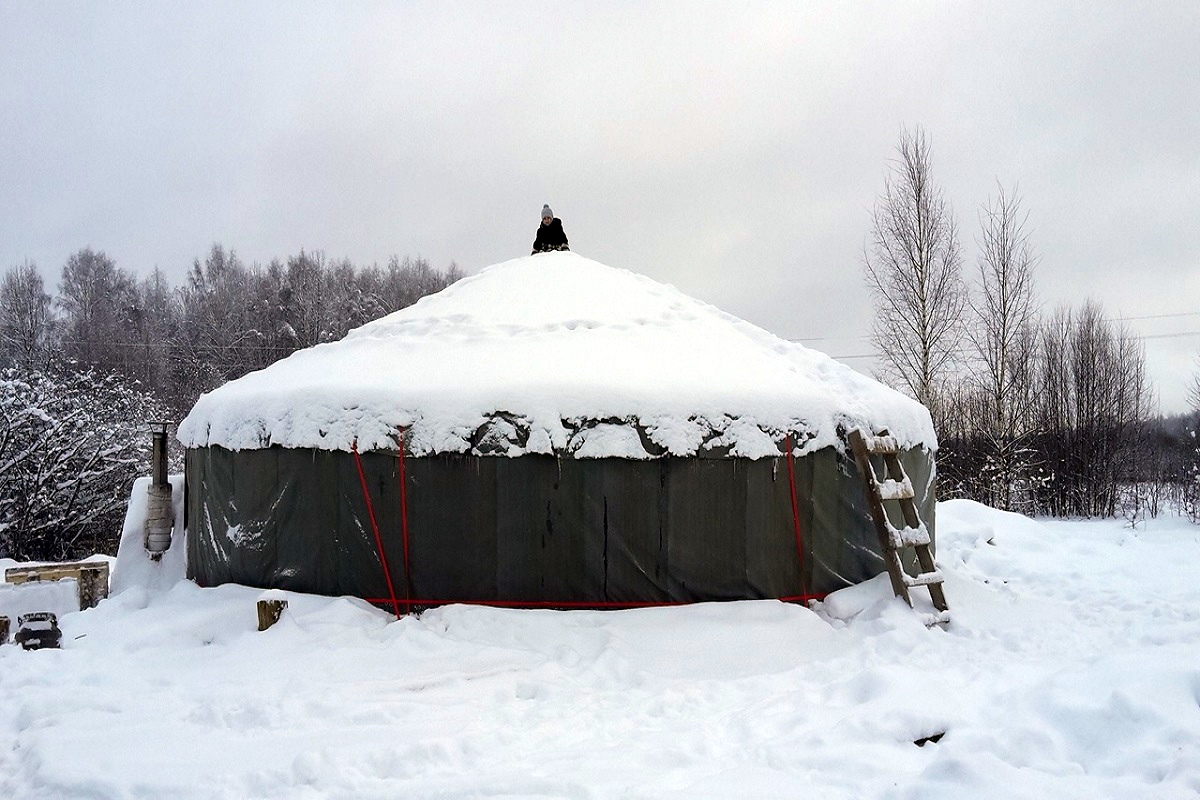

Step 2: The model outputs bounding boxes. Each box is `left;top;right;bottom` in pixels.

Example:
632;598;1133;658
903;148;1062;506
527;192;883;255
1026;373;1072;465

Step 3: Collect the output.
0;368;166;560
1184;426;1200;525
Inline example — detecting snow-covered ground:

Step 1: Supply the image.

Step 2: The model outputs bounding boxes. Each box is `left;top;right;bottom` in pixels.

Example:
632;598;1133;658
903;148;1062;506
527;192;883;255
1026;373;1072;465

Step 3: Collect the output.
3;501;1199;799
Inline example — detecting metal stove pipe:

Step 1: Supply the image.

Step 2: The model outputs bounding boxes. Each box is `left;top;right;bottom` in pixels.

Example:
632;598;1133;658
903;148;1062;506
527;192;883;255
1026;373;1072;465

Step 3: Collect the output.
144;421;174;560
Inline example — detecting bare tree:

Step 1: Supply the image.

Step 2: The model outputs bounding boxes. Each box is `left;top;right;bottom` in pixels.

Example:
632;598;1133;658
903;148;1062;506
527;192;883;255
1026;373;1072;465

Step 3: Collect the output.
283;249;335;347
0;261;56;370
128;267;182;404
57;248;138;372
177;243;258;395
863;126;966;419
967;183;1040;507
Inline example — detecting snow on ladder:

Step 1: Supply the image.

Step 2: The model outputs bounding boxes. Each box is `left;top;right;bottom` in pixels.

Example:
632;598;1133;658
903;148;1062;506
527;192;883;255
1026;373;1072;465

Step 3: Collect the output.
847;427;949;623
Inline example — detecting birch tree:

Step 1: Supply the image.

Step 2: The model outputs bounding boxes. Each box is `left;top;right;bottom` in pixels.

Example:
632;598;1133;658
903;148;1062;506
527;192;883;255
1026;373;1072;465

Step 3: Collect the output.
863;126;966;420
968;183;1040;507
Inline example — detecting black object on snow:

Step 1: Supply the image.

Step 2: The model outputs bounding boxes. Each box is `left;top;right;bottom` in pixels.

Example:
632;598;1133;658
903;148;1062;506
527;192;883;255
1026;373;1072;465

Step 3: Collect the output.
15;612;62;650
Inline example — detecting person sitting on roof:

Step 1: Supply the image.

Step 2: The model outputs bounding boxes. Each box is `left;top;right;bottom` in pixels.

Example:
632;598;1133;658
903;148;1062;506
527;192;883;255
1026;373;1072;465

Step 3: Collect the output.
532;204;570;254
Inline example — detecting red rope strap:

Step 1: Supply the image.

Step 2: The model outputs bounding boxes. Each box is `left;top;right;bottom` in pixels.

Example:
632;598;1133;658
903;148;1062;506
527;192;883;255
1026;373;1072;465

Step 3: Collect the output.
357;434;822;613
354;430;820;615
362;594;826;610
396;426;412;616
785;433;808;599
352;439;401;618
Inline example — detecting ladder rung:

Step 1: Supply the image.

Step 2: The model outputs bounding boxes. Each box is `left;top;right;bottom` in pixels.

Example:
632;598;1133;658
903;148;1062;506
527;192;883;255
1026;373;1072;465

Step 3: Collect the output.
861;434;900;454
903;570;943;587
887;524;930;549
876;477;914;501
920;610;951;627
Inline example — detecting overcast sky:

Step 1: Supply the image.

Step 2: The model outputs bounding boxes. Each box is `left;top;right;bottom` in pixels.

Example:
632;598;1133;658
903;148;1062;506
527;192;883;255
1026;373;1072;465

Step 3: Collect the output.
2;2;1198;412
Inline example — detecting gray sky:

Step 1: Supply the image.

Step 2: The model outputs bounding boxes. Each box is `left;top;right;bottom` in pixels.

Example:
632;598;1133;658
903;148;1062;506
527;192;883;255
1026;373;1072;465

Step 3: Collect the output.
3;2;1198;412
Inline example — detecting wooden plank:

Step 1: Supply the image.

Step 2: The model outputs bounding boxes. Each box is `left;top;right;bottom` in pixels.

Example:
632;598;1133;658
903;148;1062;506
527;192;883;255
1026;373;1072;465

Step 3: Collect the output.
915;544;949;612
877;477;914;501
883;453;923;530
902;569;944;587
861;434;901;454
887;522;930;549
8;565;85;583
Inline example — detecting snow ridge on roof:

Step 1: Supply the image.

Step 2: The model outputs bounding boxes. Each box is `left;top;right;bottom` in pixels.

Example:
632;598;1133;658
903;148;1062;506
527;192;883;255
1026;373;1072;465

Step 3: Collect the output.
177;252;936;457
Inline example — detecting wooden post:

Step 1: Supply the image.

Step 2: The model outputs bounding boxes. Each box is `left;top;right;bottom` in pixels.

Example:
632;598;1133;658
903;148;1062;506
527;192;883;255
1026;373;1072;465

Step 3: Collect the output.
76;563;110;610
257;599;287;631
0;616;9;645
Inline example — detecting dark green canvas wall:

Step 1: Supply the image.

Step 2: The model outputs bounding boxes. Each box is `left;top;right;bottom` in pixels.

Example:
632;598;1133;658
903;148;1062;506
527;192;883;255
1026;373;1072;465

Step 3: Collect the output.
185;445;936;607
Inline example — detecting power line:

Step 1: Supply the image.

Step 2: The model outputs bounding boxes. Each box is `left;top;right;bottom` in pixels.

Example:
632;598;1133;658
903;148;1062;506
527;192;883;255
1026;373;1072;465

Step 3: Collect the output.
796;323;1200;348
788;334;870;343
1138;331;1200;340
1116;311;1200;322
825;330;1200;362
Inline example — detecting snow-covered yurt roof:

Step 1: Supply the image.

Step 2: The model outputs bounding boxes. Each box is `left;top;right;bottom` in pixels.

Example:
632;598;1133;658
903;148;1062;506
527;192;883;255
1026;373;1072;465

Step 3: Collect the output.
178;252;935;458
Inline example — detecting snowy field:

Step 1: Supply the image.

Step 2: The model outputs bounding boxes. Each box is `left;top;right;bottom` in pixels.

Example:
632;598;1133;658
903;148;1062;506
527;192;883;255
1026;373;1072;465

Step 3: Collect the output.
2;500;1199;799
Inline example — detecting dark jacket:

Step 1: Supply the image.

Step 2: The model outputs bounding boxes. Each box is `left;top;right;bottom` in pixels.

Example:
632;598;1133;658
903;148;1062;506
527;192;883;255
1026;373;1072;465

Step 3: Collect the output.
532;218;569;253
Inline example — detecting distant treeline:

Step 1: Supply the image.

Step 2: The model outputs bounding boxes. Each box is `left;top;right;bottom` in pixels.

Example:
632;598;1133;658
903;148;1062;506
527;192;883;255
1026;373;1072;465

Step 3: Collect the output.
2;244;461;415
0;244;460;560
935;303;1200;522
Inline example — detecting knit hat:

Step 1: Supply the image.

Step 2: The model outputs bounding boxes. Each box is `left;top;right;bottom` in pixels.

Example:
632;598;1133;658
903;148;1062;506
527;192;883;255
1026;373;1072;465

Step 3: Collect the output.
541;204;554;220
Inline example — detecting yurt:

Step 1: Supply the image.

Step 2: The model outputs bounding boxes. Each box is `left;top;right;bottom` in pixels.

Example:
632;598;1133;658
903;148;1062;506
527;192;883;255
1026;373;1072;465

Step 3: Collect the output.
178;252;937;612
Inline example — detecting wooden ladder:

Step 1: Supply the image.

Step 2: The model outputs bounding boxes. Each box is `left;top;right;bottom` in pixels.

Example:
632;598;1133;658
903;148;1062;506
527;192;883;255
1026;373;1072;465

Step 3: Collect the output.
847;428;949;625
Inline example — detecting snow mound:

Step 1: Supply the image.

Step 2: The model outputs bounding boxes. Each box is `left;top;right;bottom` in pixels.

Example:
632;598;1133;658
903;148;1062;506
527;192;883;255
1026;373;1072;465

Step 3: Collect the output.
110;475;187;597
178;252;935;457
0;575;81;623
